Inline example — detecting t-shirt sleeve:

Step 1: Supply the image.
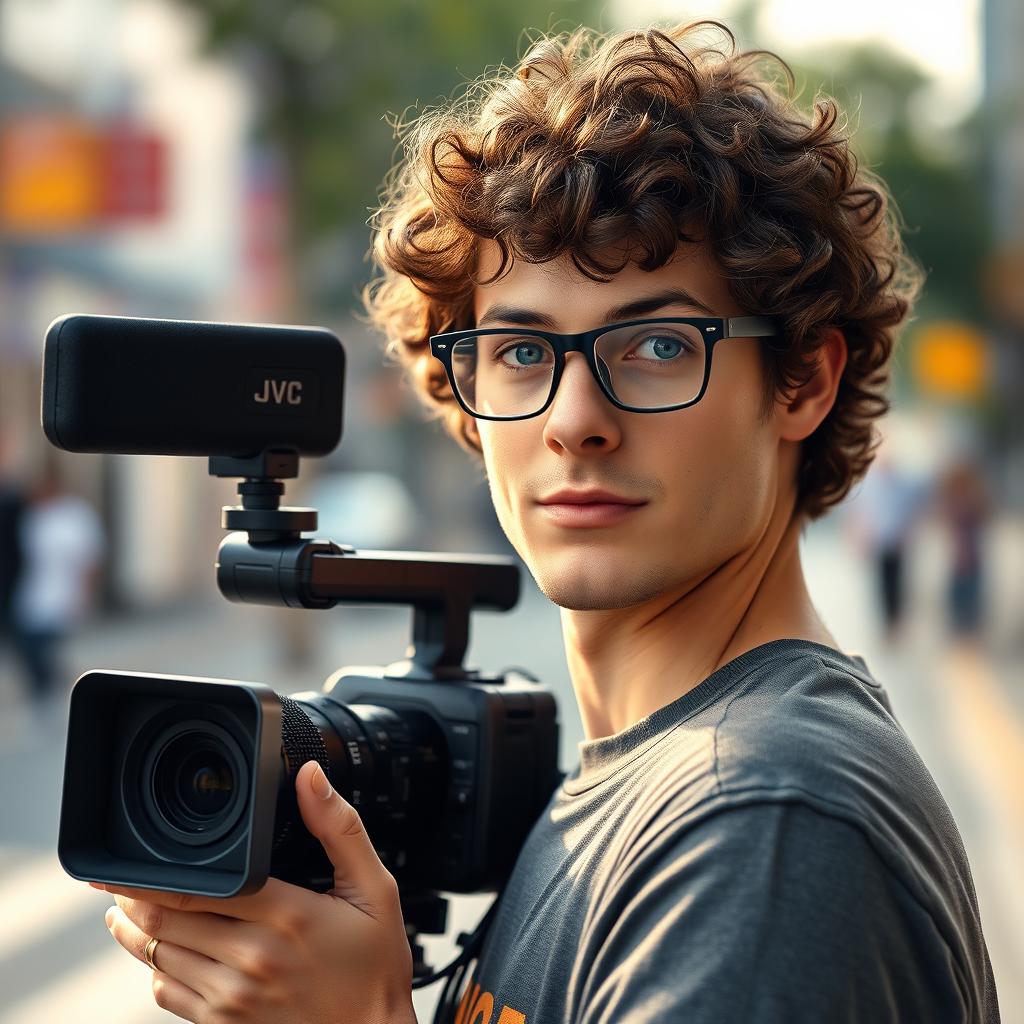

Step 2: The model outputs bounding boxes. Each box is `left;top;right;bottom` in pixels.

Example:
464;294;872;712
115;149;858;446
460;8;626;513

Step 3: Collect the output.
569;800;967;1024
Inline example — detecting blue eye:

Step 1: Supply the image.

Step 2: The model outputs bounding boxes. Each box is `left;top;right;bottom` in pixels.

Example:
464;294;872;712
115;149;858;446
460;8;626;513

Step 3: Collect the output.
643;337;682;359
497;342;549;368
633;335;694;361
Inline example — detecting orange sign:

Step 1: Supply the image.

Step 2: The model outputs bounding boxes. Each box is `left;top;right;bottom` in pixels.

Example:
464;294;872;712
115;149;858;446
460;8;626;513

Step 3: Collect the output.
0;116;101;232
911;321;989;400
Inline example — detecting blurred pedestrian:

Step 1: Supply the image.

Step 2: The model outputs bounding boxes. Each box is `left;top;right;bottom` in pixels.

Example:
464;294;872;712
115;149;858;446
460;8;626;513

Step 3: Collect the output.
9;453;105;725
843;439;932;646
936;456;992;644
0;433;26;645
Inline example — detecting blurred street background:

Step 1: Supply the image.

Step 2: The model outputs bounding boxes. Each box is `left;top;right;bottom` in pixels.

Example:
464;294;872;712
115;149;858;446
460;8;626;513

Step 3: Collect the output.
1;0;1022;1021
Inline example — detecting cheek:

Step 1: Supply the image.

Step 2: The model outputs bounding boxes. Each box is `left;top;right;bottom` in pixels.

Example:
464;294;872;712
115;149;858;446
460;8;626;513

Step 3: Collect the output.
656;394;773;528
479;423;529;534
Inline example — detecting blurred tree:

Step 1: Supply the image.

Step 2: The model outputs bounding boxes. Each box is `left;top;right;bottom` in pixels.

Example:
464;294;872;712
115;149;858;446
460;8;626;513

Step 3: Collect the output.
177;0;602;310
784;43;991;403
181;0;989;329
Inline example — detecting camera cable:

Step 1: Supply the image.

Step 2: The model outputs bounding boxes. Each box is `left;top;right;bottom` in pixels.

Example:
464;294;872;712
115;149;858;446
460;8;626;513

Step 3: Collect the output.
406;889;502;1023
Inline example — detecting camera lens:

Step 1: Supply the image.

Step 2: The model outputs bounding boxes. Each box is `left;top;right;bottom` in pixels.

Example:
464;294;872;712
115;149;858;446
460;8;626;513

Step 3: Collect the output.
154;734;236;832
125;713;251;852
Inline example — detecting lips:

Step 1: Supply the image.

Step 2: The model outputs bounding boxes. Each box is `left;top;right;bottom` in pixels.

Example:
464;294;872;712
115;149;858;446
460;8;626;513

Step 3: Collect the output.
536;501;645;528
536;489;646;506
534;487;648;528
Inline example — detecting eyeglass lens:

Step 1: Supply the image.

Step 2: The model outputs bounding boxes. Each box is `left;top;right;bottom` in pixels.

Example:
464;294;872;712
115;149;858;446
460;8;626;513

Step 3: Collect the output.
449;321;707;417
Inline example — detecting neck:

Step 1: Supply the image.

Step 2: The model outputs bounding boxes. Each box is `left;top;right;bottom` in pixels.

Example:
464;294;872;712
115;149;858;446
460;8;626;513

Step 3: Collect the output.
560;491;840;741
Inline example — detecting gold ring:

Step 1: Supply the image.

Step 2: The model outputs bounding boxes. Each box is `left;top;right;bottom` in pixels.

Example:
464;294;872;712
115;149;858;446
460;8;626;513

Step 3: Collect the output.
144;936;160;971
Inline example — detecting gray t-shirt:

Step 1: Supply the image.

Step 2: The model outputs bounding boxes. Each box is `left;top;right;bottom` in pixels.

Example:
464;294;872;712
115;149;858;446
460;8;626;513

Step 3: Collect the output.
453;638;999;1024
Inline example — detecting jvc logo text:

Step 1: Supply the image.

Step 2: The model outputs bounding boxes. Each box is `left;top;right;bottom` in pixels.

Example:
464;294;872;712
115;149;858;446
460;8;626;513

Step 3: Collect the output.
254;379;303;405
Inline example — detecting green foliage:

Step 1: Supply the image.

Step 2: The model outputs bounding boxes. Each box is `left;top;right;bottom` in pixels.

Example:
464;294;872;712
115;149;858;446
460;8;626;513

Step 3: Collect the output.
787;42;990;324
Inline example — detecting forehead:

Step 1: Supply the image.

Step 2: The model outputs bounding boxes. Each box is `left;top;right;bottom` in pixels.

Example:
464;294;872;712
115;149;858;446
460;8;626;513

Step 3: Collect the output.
471;239;734;325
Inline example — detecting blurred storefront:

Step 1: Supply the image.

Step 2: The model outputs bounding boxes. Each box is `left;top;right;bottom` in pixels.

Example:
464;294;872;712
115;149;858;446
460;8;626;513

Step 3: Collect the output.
0;0;271;611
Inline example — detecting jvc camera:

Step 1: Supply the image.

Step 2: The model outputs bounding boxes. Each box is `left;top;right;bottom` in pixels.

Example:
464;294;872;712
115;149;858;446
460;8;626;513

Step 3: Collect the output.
43;314;562;993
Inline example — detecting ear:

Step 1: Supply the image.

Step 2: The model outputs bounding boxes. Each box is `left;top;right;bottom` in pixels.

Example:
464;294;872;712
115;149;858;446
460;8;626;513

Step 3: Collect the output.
777;327;848;443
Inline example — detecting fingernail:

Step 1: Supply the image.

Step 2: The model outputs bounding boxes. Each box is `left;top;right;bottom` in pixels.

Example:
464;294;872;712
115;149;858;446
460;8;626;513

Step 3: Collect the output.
311;763;332;799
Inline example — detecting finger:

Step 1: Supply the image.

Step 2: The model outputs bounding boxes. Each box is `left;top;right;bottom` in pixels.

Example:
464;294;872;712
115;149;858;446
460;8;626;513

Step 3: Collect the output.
295;759;399;920
96;875;304;923
105;905;222;999
150;970;205;1024
110;894;266;976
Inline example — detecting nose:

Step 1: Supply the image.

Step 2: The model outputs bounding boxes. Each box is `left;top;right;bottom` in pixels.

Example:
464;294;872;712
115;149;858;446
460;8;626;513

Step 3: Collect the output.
541;351;623;454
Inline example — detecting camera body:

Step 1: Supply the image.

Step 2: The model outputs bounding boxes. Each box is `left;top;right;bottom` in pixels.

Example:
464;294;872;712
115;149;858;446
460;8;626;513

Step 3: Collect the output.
58;664;560;898
314;666;560;894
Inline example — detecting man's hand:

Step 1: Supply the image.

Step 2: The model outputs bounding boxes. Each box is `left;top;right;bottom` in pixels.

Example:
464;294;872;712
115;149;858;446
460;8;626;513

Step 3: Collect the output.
97;760;417;1024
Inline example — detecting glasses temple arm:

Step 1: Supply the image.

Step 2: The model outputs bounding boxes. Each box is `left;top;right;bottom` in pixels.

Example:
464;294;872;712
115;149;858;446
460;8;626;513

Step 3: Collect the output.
724;316;781;338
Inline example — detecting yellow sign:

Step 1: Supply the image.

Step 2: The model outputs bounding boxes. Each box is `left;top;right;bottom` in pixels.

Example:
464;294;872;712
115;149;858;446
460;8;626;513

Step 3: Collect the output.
910;321;988;400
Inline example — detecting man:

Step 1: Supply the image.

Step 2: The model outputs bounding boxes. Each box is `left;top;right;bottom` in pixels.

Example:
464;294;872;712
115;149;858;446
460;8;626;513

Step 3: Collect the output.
363;19;999;1024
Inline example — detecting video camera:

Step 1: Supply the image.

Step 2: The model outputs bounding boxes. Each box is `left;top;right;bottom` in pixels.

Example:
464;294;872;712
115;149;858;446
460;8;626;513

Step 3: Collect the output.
43;313;563;1003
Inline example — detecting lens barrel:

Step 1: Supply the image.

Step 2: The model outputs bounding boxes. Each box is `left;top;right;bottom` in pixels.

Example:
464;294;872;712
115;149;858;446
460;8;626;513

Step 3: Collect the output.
118;689;445;888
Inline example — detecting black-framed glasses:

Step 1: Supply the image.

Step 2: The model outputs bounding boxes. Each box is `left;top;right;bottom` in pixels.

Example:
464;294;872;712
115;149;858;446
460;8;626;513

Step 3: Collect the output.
429;316;783;420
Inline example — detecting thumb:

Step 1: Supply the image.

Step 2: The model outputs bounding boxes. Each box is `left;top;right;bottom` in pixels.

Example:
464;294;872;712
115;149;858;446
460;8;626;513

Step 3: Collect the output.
295;760;398;918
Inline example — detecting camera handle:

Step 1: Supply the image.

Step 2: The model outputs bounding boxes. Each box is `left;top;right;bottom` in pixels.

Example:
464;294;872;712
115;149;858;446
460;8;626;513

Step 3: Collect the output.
209;451;520;679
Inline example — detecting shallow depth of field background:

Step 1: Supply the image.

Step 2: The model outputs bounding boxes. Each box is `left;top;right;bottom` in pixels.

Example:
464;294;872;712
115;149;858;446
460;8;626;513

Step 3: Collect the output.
0;1;1022;1021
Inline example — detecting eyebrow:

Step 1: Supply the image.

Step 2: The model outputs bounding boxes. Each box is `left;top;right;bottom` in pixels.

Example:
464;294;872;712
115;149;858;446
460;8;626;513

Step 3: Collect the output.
475;287;716;329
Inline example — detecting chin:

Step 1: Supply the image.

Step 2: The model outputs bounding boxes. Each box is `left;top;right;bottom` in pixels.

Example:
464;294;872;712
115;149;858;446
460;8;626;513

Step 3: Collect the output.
541;589;638;612
531;555;675;611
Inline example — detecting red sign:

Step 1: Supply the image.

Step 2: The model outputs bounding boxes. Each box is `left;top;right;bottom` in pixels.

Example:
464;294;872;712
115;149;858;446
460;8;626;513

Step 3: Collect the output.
100;122;167;220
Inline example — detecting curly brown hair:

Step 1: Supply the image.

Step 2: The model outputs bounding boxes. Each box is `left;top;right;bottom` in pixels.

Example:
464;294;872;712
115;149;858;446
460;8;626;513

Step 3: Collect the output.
360;20;924;521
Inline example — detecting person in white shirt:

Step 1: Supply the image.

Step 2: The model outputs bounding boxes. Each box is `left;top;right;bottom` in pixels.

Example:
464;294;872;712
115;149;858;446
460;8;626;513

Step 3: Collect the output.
10;456;105;717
